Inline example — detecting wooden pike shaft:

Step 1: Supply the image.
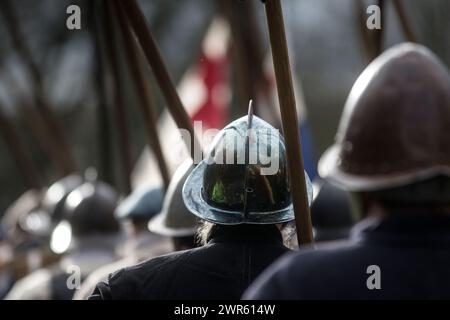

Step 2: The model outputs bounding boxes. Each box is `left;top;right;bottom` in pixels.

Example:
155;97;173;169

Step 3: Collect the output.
392;0;417;43
1;0;76;175
16;103;70;177
220;0;281;128
104;1;133;195
355;0;374;63
113;0;171;189
119;0;201;161
356;0;385;63
221;0;254;115
33;97;76;175
4;69;74;176
91;1;114;186
264;0;313;245
0;107;42;190
373;0;385;56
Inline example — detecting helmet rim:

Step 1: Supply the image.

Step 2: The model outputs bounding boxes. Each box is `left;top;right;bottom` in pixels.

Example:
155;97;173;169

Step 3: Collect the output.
319;144;450;192
183;161;313;225
148;212;198;237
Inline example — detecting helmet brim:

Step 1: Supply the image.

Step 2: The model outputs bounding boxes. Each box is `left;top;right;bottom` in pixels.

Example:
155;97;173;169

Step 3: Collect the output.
182;161;297;225
148;211;197;237
319;144;450;192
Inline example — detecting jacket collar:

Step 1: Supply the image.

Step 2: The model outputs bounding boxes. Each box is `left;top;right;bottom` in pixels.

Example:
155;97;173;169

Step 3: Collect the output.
351;212;450;246
207;224;284;245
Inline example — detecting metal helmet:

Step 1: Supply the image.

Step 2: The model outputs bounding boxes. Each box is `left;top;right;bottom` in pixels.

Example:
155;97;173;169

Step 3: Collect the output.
3;176;83;239
115;186;164;222
149;159;199;237
2;189;44;237
60;181;119;237
42;174;84;223
183;109;313;225
319;43;450;191
49;181;119;254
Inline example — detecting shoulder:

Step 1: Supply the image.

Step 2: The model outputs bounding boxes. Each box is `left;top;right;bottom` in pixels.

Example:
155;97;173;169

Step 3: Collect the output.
75;257;135;300
244;240;371;299
285;240;369;272
123;246;199;276
5;268;53;300
91;248;199;299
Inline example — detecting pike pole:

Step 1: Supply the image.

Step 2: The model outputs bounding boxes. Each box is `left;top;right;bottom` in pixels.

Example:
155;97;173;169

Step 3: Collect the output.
0;106;42;190
113;0;171;189
263;0;314;245
104;1;133;195
118;0;202;162
392;0;417;43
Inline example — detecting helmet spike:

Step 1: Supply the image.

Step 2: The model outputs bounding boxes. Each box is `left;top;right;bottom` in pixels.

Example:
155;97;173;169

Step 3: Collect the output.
247;99;254;129
243;100;254;219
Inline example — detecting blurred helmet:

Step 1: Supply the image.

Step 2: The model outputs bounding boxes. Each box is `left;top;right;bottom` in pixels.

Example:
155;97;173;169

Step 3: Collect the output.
50;181;120;254
319;43;450;192
2;189;43;236
149;159;199;237
64;181;119;237
115;186;164;222
16;175;83;237
42;174;84;223
183;111;313;225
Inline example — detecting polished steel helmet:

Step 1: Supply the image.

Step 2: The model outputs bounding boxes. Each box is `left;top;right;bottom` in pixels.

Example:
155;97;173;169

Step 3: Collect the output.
60;181;120;237
43;174;84;223
319;43;450;191
10;175;83;238
149;159;199;237
183;108;313;225
2;189;44;237
49;180;120;254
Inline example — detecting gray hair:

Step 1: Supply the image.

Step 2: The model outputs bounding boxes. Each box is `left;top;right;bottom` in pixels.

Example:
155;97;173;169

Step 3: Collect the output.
196;220;298;249
196;221;215;246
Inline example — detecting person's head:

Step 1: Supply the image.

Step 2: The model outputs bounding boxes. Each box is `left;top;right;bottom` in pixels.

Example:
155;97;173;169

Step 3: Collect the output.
196;220;298;248
352;176;450;219
49;180;120;254
115;186;164;237
310;181;353;242
2;175;83;248
183;107;313;247
318;43;450;219
43;174;84;226
148;159;200;251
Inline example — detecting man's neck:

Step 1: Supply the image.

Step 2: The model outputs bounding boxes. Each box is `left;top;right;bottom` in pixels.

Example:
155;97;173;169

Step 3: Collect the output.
366;202;450;218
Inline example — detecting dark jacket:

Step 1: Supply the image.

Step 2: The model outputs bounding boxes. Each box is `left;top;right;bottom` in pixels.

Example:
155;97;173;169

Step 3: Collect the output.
244;213;450;299
89;225;290;300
